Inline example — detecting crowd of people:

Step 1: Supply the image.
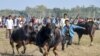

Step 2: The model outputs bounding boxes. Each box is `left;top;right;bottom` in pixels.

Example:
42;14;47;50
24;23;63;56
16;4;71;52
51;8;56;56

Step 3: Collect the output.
0;14;97;28
0;14;98;41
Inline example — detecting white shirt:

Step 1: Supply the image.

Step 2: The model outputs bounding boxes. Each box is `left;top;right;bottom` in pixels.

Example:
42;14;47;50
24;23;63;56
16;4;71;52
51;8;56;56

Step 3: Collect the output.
0;17;2;22
60;18;69;27
38;19;43;24
6;19;13;29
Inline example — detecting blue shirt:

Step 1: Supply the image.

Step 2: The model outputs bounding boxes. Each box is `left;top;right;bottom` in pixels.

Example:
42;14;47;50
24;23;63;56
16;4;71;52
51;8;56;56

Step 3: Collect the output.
61;24;84;38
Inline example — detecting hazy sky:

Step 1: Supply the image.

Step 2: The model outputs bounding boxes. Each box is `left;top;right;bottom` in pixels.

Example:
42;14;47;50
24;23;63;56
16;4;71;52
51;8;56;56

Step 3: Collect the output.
0;0;100;10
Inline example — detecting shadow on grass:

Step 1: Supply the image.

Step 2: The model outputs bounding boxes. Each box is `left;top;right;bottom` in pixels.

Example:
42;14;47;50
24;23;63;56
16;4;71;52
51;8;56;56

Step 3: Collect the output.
73;42;79;45
0;48;41;56
0;52;14;56
0;52;34;56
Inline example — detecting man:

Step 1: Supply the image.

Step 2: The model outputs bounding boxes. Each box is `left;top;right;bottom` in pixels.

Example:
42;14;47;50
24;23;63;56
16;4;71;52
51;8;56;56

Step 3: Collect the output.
13;16;18;29
55;16;61;27
51;16;56;24
61;19;85;45
60;13;69;29
2;16;6;28
51;16;56;30
6;15;14;38
18;16;25;28
46;16;51;24
43;16;51;26
78;17;85;24
87;18;94;22
0;16;2;27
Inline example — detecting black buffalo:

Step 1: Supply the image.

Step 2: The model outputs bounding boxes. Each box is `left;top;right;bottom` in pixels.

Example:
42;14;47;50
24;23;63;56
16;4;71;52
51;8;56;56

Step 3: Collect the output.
10;24;37;54
74;21;96;45
35;23;62;56
10;23;63;56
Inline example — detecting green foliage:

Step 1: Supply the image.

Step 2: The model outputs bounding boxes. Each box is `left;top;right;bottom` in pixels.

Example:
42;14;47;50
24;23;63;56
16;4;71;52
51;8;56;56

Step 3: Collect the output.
0;5;100;18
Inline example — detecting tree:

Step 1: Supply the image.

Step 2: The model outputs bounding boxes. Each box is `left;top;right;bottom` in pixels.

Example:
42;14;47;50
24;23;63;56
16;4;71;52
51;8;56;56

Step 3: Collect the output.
35;5;47;17
53;8;61;17
0;5;100;19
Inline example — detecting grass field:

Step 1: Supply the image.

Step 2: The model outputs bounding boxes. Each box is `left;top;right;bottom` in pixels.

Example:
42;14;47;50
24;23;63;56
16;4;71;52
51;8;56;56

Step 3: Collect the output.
0;28;100;56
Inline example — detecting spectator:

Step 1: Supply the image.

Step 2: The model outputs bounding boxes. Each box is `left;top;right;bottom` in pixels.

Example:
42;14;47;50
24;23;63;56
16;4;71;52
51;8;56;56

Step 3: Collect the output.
2;16;6;28
46;16;51;24
0;16;2;27
18;16;24;28
6;15;14;38
13;16;18;29
60;13;69;29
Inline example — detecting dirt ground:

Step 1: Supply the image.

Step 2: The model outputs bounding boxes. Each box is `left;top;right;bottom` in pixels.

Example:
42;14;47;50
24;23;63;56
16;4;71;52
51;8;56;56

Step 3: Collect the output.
0;28;100;56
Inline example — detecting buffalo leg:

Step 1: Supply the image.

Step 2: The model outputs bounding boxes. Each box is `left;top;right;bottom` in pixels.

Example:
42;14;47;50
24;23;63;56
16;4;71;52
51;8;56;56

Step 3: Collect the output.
78;34;82;45
39;47;43;54
43;43;48;56
10;40;15;54
21;41;26;54
48;47;50;52
89;35;93;46
90;27;95;46
16;44;21;54
61;43;65;51
53;46;58;56
61;37;66;50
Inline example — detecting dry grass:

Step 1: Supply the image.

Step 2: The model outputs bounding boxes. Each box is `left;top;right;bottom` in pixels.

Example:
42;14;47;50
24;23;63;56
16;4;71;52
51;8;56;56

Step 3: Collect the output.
0;28;100;56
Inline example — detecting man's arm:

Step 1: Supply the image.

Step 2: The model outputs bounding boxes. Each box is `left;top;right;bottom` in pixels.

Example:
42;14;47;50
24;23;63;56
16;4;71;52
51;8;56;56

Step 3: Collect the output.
72;25;85;29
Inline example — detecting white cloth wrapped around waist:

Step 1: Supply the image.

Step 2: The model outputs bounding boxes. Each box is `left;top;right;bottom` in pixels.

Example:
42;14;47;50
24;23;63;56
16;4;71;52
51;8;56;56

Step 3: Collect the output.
18;22;23;28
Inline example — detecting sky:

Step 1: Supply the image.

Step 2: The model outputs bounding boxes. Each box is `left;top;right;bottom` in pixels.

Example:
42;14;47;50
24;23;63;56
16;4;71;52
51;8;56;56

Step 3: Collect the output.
0;0;100;10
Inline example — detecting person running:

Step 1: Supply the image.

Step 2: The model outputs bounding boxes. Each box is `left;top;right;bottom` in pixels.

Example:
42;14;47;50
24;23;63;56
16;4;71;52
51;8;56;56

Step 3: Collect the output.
61;19;85;45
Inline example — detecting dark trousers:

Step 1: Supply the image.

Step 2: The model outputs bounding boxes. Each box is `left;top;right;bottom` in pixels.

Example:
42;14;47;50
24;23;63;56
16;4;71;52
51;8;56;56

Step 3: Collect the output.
62;35;72;45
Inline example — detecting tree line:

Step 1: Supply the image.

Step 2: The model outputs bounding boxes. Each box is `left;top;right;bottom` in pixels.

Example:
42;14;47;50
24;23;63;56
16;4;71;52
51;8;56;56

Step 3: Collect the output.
0;5;100;19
